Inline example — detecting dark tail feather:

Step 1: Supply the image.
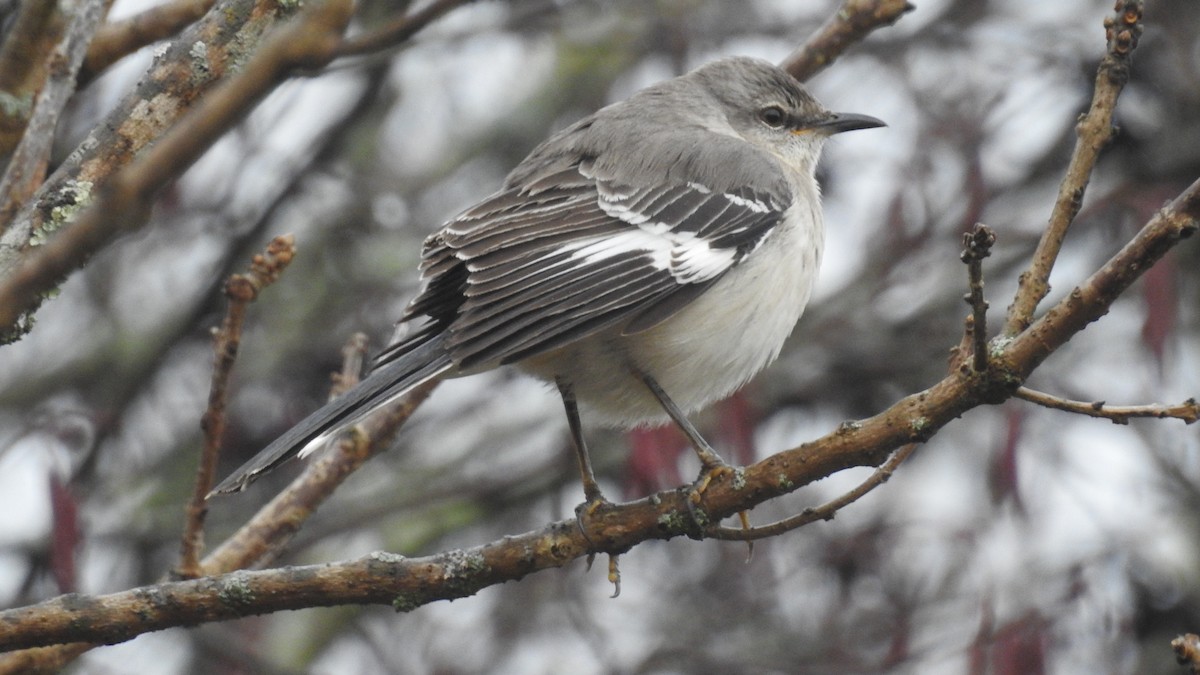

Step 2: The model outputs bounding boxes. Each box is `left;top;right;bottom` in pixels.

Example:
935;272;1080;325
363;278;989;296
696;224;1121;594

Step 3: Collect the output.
208;336;453;496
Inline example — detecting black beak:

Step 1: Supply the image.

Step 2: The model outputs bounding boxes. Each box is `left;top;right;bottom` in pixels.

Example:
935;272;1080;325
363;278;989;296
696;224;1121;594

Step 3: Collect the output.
807;112;886;135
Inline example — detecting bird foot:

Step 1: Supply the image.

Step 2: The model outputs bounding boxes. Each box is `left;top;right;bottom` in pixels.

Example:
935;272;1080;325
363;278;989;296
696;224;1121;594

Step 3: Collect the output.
574;493;613;548
683;461;735;533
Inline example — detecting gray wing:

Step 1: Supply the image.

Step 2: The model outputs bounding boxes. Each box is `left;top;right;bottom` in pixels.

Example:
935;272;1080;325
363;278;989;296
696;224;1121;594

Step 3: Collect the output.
389;161;789;371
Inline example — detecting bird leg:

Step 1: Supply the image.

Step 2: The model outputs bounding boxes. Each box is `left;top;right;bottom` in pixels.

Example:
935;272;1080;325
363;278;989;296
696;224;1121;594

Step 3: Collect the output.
637;372;744;527
556;378;609;520
638;372;732;476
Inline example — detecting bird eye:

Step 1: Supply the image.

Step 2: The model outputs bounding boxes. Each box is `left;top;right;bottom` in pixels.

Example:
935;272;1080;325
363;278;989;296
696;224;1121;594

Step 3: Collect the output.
757;105;787;128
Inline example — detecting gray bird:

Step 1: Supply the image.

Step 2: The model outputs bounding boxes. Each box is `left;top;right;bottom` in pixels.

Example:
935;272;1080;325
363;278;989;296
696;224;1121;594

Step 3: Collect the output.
211;56;884;506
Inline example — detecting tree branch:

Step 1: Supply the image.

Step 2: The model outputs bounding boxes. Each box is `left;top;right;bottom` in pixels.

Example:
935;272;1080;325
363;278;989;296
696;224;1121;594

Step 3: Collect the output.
780;0;914;82
1173;633;1200;675
177;235;297;579
705;443;918;541
1;167;1195;648
0;1;60;158
1014;388;1199;425
0;0;354;341
199;377;441;574
0;0;107;245
961;224;996;373
0;0;1194;659
334;0;476;58
81;0;216;84
1003;0;1144;334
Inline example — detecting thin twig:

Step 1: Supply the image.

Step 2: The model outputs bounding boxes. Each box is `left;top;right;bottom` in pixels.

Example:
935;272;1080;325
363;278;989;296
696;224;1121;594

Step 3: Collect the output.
330;332;369;399
200;377;440;573
780;0;914;82
1003;1;1144;334
176;235;297;579
334;0;474;58
961;224;996;372
1015;388;1199;425
705;443;918;542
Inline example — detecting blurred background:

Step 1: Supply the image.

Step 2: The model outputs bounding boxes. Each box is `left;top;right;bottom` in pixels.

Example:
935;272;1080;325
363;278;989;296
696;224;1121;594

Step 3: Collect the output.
1;0;1199;672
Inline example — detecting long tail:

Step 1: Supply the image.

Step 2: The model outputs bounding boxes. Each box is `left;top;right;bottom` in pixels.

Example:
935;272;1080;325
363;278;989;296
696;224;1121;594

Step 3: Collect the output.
208;336;453;496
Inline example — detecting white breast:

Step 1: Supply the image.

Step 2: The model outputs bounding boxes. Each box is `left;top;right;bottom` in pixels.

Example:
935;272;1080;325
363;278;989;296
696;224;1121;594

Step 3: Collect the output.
520;193;824;428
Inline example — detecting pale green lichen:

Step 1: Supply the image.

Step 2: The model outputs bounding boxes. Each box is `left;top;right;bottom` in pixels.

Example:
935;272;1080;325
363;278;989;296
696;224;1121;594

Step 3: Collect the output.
730;467;747;491
989;335;1016;358
441;549;488;593
777;474;794;490
657;511;687;532
34;180;94;246
392;593;421;613
189;41;210;81
216;573;255;607
0;90;32;119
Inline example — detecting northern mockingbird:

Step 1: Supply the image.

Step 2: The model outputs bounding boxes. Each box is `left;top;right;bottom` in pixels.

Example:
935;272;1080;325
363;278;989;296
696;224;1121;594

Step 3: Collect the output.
211;56;884;504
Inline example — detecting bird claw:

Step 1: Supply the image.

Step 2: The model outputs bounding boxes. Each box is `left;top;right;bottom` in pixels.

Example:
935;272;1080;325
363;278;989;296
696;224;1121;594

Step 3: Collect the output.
574;494;613;549
684;462;754;557
681;461;735;535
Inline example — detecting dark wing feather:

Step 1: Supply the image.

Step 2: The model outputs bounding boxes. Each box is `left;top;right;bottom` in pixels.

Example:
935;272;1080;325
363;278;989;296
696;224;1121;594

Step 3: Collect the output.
397;165;788;371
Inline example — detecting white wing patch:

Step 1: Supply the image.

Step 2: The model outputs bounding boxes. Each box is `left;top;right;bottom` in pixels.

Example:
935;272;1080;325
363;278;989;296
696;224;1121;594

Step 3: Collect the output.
723;192;771;213
564;228;737;284
573;185;754;283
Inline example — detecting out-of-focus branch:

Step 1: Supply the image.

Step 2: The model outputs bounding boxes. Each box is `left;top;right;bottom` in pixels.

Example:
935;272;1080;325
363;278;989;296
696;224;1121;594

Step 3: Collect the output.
1014;388;1199;425
1004;1;1144;334
961;224;996;372
0;1;106;237
779;0;914;82
334;0;475;58
200;367;440;574
0;2;59;158
177;235;297;579
1173;634;1200;675
330;332;370;399
0;644;90;675
0;0;299;319
81;0;216;83
0;0;354;340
